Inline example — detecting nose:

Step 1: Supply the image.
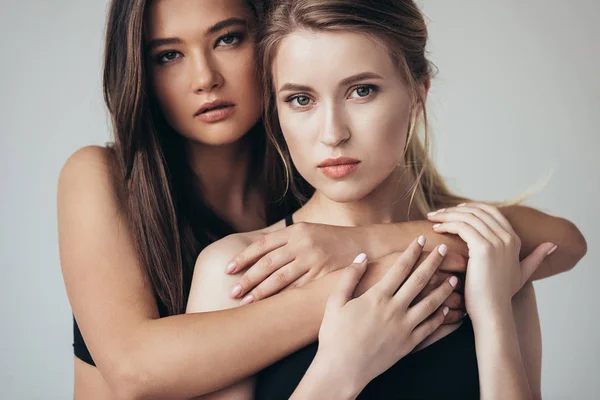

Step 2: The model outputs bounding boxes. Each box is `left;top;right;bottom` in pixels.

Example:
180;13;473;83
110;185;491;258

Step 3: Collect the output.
319;105;351;147
191;51;224;93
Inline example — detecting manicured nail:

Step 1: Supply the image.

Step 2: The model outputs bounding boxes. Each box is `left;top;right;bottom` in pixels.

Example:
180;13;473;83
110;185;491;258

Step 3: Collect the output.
438;244;448;256
457;203;466;207
437;208;446;213
417;235;426;246
240;295;254;306
432;224;441;229
547;244;558;256
354;253;367;264
226;261;236;274
443;307;449;316
231;284;242;298
449;276;458;287
427;211;437;217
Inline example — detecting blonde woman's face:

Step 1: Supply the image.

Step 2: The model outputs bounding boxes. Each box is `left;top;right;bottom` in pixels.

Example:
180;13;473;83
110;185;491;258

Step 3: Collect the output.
273;30;418;203
146;0;262;146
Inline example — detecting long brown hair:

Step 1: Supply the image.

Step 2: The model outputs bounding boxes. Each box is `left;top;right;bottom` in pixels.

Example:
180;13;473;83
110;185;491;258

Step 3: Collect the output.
103;0;266;316
259;0;470;216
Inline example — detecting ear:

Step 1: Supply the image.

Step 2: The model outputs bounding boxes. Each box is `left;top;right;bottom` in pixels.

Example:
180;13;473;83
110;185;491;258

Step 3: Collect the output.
417;75;431;106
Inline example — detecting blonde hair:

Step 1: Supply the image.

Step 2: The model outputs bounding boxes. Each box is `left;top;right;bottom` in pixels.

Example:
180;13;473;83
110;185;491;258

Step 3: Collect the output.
259;0;525;217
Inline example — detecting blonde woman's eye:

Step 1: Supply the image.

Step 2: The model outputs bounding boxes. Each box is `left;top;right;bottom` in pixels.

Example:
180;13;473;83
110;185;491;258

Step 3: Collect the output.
287;95;311;107
350;85;377;98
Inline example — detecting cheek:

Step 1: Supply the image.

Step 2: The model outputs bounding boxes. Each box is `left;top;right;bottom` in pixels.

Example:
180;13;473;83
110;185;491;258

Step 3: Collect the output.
151;69;189;119
352;99;411;164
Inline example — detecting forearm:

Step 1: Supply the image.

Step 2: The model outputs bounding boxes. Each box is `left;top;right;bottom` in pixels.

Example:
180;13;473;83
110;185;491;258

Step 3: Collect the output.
472;308;532;400
501;205;587;279
119;272;343;399
358;221;468;259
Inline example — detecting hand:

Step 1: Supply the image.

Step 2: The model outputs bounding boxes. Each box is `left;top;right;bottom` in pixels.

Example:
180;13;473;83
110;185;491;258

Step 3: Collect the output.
427;202;556;320
315;237;458;394
367;251;467;325
226;222;360;304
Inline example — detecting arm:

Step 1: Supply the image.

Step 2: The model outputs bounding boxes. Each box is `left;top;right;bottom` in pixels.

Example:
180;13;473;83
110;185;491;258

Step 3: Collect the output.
512;283;542;400
473;306;533;400
360;204;586;280
185;236;264;400
58;147;342;399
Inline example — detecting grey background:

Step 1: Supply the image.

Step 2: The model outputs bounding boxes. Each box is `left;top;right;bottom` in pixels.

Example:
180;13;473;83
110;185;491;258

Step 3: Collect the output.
1;0;598;398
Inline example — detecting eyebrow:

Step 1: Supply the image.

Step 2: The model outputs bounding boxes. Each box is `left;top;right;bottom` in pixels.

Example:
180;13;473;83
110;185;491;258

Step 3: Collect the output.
146;17;248;52
278;72;384;93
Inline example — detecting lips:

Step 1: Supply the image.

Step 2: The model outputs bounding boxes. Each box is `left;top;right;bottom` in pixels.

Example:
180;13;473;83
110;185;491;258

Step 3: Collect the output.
318;157;361;179
195;100;235;116
194;99;236;123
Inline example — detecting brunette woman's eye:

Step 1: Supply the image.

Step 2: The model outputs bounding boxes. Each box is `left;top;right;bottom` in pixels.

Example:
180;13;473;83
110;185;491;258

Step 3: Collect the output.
156;51;182;64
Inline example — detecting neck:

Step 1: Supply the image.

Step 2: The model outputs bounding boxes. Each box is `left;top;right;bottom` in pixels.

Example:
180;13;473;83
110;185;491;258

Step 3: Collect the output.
296;167;424;227
185;133;264;231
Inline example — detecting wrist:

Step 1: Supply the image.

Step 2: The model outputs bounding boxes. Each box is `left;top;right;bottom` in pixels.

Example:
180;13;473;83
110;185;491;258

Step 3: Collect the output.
307;351;363;399
470;301;514;332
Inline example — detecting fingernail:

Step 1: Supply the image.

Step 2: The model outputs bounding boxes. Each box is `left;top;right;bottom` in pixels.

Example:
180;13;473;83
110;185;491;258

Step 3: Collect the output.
547;244;558;256
231;284;242;298
353;253;367;264
457;203;466;207
427;211;437;217
226;261;236;274
417;235;426;246
449;276;458;287
240;295;254;306
432;224;441;229
443;307;449;316
438;244;448;256
437;208;446;213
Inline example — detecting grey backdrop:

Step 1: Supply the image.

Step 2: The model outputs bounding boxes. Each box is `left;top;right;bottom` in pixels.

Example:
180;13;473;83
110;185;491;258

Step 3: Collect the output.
1;1;598;398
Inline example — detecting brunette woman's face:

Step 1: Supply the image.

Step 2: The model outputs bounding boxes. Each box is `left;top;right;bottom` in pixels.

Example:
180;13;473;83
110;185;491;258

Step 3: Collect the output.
146;0;262;146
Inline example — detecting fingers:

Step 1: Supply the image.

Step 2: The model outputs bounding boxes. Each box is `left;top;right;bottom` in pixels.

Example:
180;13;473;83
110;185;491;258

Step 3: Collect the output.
393;244;448;307
410;306;448;347
327;254;369;310
371;236;426;297
429;205;510;244
443;308;466;325
226;230;288;275
520;242;556;284
443;291;465;309
462;202;514;234
239;261;307;305
231;247;295;298
408;274;457;326
438;252;467;274
432;221;487;249
429;208;502;245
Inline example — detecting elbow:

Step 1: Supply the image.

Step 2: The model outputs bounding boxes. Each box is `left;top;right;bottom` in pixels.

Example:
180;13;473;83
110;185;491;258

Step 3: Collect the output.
559;219;587;272
105;352;154;400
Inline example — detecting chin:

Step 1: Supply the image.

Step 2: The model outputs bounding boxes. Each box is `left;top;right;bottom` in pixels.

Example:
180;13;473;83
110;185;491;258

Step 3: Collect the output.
184;124;251;147
318;184;372;204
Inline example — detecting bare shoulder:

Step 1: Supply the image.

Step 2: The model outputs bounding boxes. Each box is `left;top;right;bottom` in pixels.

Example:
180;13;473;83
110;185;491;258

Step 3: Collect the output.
186;231;262;313
58;145;121;212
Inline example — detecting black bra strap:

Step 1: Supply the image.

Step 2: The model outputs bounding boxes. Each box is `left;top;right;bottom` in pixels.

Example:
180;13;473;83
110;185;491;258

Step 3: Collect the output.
285;214;294;227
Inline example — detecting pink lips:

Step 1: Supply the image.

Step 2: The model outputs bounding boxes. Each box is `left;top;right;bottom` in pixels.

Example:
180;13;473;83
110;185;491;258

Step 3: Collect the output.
317;157;361;179
194;99;236;123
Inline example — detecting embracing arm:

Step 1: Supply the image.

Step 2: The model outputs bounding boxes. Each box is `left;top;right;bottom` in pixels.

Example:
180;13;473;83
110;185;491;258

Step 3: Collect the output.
358;204;586;280
58;147;347;399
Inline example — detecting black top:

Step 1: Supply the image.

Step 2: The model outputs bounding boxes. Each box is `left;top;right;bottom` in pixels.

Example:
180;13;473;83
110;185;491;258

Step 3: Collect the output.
255;215;480;399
